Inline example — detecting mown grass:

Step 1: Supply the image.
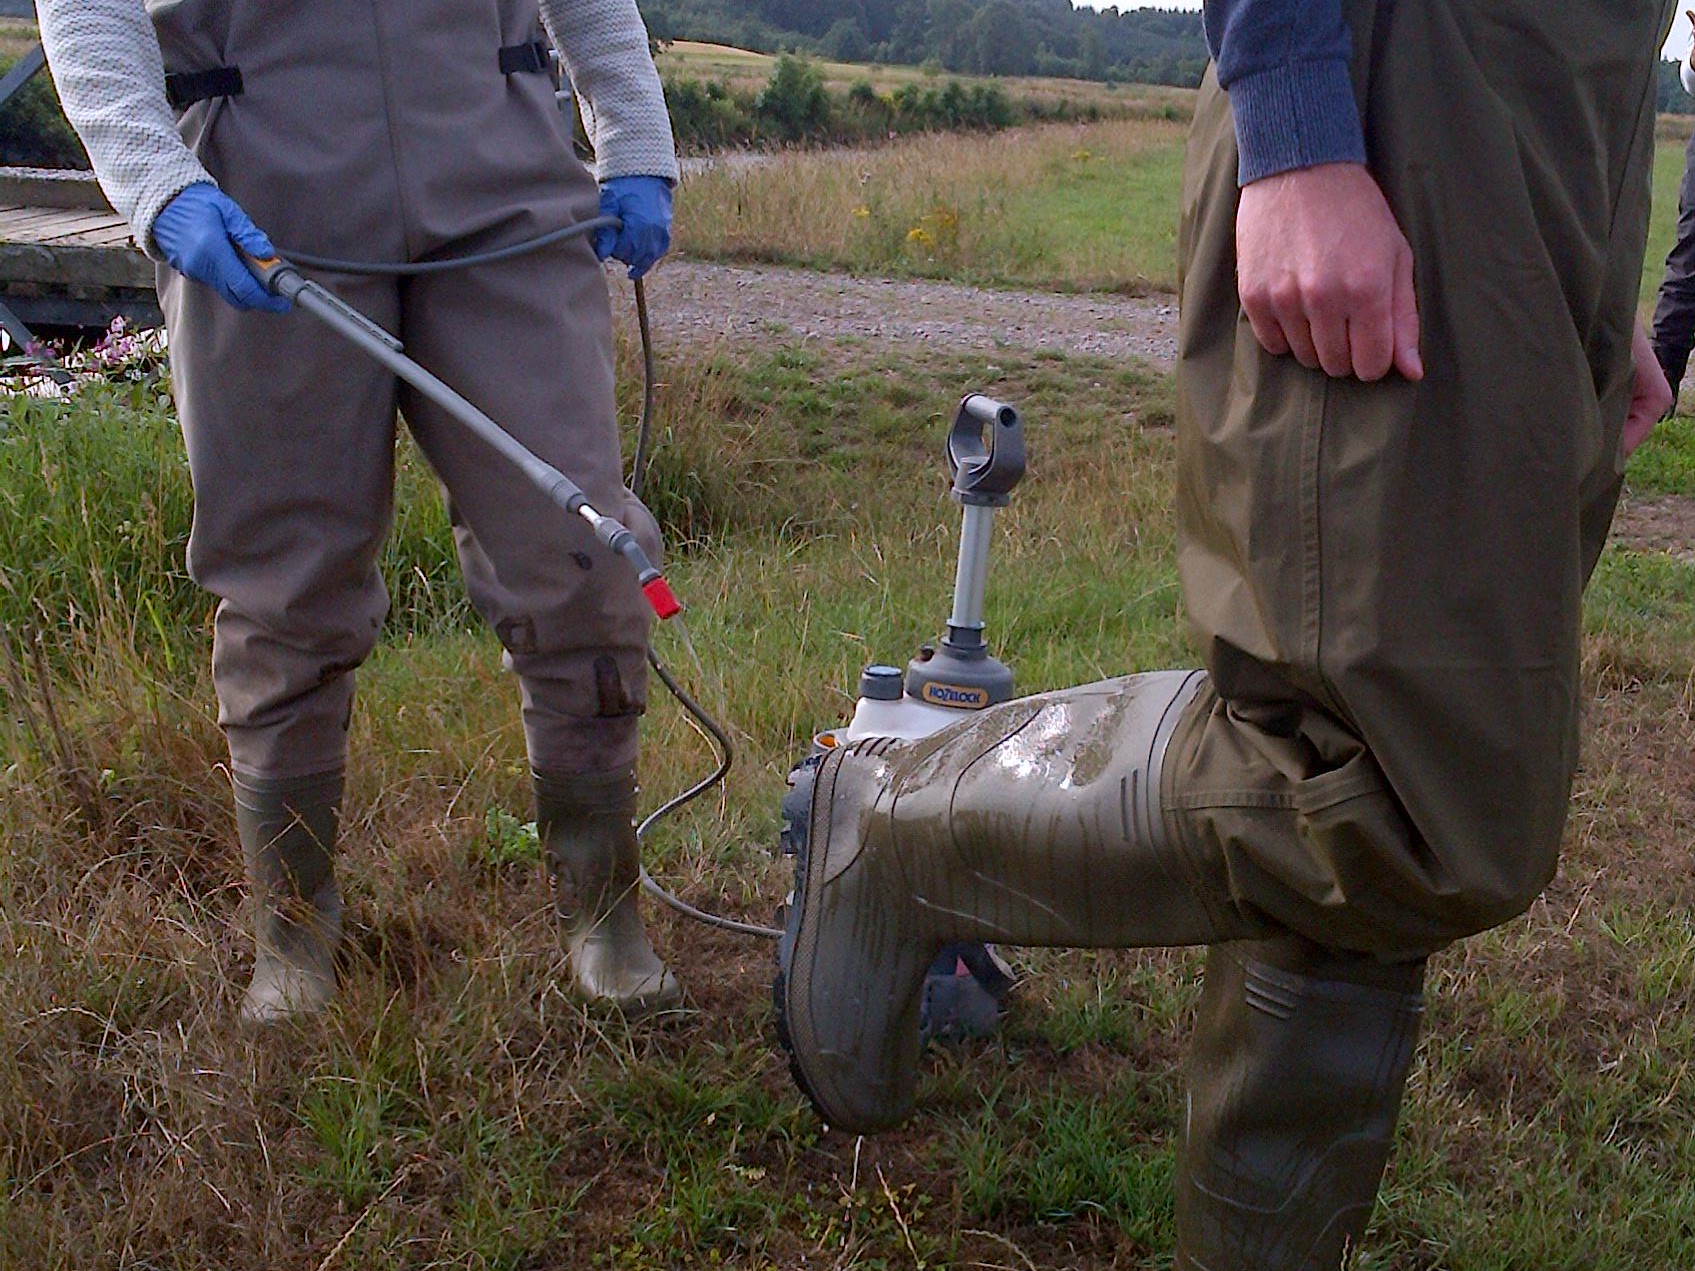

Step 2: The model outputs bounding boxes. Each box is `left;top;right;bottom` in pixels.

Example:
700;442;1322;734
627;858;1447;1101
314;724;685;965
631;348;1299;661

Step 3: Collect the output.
0;18;34;62
2;311;1694;1267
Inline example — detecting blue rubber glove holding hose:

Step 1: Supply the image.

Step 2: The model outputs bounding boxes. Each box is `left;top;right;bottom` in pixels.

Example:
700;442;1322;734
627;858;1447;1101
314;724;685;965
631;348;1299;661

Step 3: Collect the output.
594;175;673;280
151;183;291;313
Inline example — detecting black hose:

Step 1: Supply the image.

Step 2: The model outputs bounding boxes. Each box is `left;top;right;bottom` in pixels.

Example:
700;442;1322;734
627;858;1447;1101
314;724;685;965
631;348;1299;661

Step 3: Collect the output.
278;215;619;276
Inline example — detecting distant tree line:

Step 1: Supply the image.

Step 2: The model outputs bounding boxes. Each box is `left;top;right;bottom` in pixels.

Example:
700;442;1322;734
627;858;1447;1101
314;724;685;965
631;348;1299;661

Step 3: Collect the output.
644;0;1210;87
1659;57;1694;114
1;21;1691;174
665;53;1132;151
0;51;87;168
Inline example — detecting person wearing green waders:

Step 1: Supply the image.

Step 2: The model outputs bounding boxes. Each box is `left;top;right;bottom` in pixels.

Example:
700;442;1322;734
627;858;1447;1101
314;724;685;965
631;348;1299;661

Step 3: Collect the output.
36;0;685;1023
771;2;1675;1266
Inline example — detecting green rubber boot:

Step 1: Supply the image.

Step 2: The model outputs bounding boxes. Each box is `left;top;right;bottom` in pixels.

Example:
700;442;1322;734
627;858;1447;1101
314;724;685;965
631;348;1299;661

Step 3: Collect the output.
234;771;343;1025
1175;938;1425;1270
535;767;682;1016
775;670;1260;1132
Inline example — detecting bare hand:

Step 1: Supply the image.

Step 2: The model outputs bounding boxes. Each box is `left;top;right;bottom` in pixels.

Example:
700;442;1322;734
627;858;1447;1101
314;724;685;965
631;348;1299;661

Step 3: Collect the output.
1236;162;1423;382
1623;319;1672;458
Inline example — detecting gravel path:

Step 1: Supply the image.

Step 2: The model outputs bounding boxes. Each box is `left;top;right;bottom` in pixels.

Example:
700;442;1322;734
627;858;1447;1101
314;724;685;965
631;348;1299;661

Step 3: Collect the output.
621;258;1695;563
625;258;1180;369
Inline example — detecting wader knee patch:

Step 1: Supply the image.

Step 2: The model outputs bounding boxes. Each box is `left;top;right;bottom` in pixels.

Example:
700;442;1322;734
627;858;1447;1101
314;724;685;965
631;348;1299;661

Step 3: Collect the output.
497;615;539;656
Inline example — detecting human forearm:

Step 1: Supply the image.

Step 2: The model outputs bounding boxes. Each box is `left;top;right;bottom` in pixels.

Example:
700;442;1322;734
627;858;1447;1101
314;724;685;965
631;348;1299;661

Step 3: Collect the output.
36;0;212;254
538;0;678;182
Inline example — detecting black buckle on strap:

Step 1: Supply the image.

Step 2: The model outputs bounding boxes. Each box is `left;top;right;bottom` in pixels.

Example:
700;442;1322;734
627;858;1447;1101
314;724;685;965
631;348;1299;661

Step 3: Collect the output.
164;65;244;109
499;40;552;75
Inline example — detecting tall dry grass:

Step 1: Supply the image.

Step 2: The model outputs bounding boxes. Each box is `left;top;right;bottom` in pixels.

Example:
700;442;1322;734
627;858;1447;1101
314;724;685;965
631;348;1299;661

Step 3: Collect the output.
676;117;1190;292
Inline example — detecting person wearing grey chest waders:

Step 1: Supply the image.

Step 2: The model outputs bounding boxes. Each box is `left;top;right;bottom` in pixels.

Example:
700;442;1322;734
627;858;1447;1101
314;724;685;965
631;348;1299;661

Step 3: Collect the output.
773;1;1675;1267
36;0;685;1023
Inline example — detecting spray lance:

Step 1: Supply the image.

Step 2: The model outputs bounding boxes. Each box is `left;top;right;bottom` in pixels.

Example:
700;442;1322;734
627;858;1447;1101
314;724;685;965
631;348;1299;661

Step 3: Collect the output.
243;249;680;623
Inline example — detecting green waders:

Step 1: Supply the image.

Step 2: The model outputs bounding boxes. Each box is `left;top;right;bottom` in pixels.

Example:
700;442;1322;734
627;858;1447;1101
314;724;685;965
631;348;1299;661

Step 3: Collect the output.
778;3;1671;1264
152;0;673;1015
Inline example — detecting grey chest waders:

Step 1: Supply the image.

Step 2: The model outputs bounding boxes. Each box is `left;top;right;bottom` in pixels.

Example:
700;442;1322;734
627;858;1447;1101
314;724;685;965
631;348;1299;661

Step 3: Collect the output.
779;394;1027;1044
239;247;685;1016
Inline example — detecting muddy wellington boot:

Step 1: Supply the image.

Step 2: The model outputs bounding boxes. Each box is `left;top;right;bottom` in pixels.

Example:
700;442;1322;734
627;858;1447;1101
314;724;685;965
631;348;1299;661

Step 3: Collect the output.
775;670;1264;1132
234;771;344;1025
534;768;682;1015
1175;938;1425;1270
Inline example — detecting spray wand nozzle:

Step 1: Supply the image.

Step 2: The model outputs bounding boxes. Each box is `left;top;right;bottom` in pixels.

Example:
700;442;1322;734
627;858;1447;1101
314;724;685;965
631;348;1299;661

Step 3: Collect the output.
572;500;682;619
242;247;684;621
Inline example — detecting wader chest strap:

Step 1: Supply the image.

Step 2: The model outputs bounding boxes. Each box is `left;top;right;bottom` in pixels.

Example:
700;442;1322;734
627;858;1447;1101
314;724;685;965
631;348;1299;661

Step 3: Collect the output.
164;66;243;108
164;41;551;109
499;41;553;75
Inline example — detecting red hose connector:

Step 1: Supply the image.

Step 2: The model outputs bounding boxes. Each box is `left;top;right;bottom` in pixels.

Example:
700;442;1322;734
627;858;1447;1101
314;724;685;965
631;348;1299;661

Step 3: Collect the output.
641;573;682;620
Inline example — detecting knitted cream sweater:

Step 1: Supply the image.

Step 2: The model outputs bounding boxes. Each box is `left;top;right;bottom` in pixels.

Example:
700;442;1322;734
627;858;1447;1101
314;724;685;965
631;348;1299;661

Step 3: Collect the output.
35;0;679;255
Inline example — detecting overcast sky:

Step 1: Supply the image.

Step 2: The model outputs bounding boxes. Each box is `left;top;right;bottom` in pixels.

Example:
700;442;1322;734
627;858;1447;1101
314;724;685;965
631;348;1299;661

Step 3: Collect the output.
1075;1;1691;60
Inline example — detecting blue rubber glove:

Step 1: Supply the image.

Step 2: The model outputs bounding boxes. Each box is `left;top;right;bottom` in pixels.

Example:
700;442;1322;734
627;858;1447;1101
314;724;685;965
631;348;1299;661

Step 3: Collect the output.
594;175;673;280
151;183;291;313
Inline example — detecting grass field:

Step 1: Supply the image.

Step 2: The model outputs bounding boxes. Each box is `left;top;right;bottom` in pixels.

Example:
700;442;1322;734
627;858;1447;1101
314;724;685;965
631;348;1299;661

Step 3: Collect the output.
4;101;1695;1269
680;116;1695;309
0;18;34;61
676;117;1190;293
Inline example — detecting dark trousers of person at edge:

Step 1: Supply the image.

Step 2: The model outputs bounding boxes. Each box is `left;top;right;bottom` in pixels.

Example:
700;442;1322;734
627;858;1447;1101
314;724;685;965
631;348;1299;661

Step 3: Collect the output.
152;0;678;1021
1653;125;1695;408
773;3;1666;1268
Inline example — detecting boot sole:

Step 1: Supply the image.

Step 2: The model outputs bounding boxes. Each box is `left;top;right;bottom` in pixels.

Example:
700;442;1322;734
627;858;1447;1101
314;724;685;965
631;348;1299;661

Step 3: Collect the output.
771;747;830;1124
772;739;912;1132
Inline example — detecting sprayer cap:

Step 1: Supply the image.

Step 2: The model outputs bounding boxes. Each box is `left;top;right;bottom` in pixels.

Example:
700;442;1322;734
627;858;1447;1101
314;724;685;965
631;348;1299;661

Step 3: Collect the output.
858;664;905;701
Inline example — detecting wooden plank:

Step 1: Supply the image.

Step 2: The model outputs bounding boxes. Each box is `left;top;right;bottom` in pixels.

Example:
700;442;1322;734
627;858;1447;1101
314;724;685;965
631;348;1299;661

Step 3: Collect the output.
0;206;91;233
0;206;136;239
0;166;114;212
0;206;126;240
71;224;142;248
0;239;156;290
30;211;132;242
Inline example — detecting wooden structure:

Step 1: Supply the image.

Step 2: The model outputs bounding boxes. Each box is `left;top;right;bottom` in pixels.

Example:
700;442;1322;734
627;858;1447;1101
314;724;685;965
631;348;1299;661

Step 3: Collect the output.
0;165;156;337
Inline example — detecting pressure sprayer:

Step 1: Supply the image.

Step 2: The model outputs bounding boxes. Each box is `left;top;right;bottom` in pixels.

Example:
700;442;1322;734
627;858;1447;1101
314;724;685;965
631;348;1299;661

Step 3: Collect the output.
244;231;1026;1040
779;394;1027;1041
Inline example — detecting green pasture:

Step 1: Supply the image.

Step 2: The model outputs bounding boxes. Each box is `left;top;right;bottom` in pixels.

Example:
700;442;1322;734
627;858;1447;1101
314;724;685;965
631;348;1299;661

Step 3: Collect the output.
677;117;1190;292
657;38;1189;119
2;310;1695;1265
